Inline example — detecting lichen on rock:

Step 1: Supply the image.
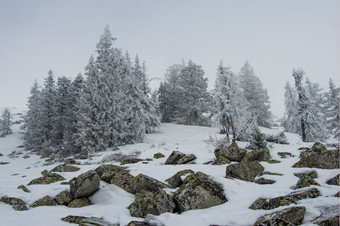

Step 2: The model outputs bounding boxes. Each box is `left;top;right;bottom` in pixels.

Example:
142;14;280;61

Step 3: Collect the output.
0;196;28;211
225;161;264;182
27;170;65;185
67;198;91;208
30;196;58;208
254;206;306;226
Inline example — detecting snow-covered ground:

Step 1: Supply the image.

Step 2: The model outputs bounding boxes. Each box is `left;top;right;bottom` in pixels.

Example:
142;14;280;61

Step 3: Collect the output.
0;115;338;226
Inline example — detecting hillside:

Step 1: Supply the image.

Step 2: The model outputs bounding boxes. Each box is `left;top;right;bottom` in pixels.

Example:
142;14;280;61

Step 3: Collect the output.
0;115;338;226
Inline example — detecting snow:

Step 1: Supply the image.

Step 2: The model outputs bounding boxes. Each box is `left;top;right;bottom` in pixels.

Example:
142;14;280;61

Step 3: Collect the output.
0;116;339;226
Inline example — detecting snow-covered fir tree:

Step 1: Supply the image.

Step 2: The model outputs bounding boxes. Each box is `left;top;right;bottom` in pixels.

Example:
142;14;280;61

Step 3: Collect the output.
239;61;272;127
212;63;256;142
0;108;12;137
23;81;43;151
283;81;299;133
292;69;328;142
324;78;339;139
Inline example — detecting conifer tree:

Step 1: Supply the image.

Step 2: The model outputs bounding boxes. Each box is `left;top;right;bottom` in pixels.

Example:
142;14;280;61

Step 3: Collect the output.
283;81;299;133
325;79;339;139
0;108;12;137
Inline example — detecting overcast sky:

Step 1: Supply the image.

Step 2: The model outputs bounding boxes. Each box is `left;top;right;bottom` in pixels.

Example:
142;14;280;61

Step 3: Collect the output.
0;0;339;117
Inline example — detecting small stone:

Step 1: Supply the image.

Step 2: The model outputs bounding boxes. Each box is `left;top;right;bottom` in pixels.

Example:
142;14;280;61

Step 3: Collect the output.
55;191;73;205
263;171;283;176
266;159;281;164
17;185;30;193
23;154;30;159
0;161;9;165
68;198;91;208
121;158;144;165
278;152;294;158
254;178;275;185
127;221;151;226
30;196;58;208
153;153;165;159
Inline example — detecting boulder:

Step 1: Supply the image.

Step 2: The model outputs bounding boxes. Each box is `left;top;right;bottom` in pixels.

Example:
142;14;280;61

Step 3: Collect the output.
40;150;52;159
51;164;80;172
0;196;28;211
278;152;294;158
68;198;91;208
17;185;30;193
215;142;247;162
313;205;339;226
241;147;271;162
212;156;231;165
250;188;320;210
62;215;116;225
128;188;176;218
153;153;165;159
30;196;58;208
27;170;65;185
225;161;264;182
293;143;339;169
121;158;144;165
165;151;196;165
326;174;340;186
110;171;135;194
95;164;130;183
294;171;317;179
127;221;151;226
334;192;340;197
131;174;169;194
254;206;306;226
70;170;100;199
254;178;275;185
55;191;73;205
64;158;77;165
166;169;195;188
173;172;227;213
0;153;2;156
294;171;320;189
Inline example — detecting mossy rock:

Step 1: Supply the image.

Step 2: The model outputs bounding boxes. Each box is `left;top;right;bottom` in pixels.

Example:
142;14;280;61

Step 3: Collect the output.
51;164;80;172
250;188;320;210
215;142;247;162
226;161;264;182
153;153;165;159
212;156;231;165
68;198;91;208
278;152;294;158
55;191;73;205
254;206;306;226
17;185;30;193
40;150;52;159
130;174;169;194
121;158;144;165
0;196;28;211
294;173;320;189
242;147;271;162
266;159;281;164
326;174;340;186
294;171;317;179
95;164;129;183
61;215;113;225
165;169;194;188
165;151;196;165
254;178;276;185
128;188;175;218
27;170;65;185
30;196;58;208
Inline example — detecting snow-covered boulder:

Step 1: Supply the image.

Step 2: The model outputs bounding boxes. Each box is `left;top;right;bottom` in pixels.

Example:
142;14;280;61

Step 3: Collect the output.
70;170;100;199
128;188;175;218
254;206;306;226
225;161;264;182
172;172;227;213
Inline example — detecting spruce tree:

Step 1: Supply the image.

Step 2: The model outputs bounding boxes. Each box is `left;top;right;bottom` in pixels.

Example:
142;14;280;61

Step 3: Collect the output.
239;61;272;127
283;81;299;133
325;79;339;139
0;108;12;137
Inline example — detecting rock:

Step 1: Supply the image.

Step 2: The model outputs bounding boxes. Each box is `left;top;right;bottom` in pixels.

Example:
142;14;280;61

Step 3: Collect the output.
212;156;231;165
294;172;320;189
249;188;320;210
40;150;52;159
165;151;196;165
30;196;58;208
95;164;130;183
17;185;30;193
266;159;281;164
110;171;135;194
23;154;30;159
61;181;70;185
254;206;306;226
278;152;294;158
215;142;247;162
203;160;213;165
62;215;116;225
64;158;77;164
68;198;91;208
127;221;151;226
225;161;264;182
0;161;9;165
0;196;28;211
173;172;227;213
263;171;283;176
55;191;73;205
0;153;2;156
254;178;275;185
293;143;339;169
313;205;339;226
121;158;144;165
131;174;169;194
51;164;80;172
326;174;340;185
27;170;65;185
334;192;340;197
128;188;176;218
70;170;100;199
242;147;271;162
166;169;195;188
153;153;165;159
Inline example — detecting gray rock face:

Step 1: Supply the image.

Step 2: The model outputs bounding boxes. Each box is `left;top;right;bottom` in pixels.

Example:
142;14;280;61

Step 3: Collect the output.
55;191;73;205
0;196;28;211
70;170;100;199
51;164;80;172
293;142;339;169
165;151;196;165
326;174;340;185
166;169;195;188
242;147;271;162
254;206;306;226
250;188;321;210
173;172;227;213
128;188;176;218
30;196;58;208
225;161;264;182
